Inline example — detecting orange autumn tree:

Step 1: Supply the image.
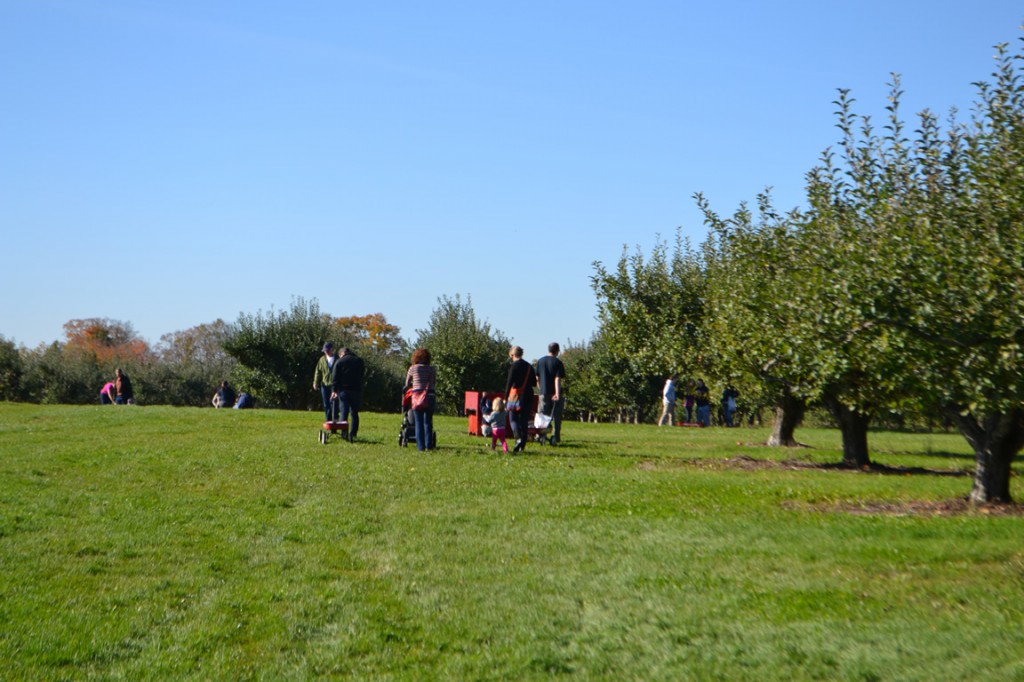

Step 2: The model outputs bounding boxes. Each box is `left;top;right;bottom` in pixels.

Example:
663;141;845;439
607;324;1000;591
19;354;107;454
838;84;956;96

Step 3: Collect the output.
63;318;152;367
333;313;406;356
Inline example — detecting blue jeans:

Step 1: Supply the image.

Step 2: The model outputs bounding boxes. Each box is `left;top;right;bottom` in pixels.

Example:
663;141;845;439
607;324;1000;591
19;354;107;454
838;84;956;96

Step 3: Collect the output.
696;405;711;427
320;386;338;421
413;409;433;451
338;390;361;438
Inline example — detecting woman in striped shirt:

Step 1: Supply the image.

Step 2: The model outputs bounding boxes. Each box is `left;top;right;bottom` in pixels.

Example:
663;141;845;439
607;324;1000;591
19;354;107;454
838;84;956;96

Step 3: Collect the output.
404;348;437;451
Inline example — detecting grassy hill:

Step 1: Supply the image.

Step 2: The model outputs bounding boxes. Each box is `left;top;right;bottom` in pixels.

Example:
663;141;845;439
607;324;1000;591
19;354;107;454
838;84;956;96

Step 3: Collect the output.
1;403;1021;680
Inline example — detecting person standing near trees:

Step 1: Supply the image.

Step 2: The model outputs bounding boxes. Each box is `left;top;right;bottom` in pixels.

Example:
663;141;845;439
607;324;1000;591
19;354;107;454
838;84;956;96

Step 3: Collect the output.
536;342;566;445
114;368;134;405
404;348;436;452
505;345;536;453
331;347;365;442
721;385;740;427
695;378;711;427
683;380;696;424
658;373;678;427
313;342;339;422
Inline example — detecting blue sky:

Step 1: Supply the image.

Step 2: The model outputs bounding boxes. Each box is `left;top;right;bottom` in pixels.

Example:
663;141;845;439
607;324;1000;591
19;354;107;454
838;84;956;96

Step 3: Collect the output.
2;2;1021;360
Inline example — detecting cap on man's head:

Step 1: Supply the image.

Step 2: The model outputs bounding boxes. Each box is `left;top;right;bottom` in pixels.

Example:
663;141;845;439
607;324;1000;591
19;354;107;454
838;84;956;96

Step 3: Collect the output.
323;342;334;352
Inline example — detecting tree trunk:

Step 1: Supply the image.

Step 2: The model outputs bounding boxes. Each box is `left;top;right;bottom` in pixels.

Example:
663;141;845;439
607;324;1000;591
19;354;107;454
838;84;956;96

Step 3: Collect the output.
945;406;1024;504
823;394;871;468
766;391;805;447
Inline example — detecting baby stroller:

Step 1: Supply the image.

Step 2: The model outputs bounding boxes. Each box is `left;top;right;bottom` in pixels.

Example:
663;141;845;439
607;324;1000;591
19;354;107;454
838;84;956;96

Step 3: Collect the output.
398;388;437;448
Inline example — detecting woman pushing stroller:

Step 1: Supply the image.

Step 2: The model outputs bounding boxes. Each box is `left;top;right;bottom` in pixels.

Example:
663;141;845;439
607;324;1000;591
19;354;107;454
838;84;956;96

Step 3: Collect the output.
404;348;436;452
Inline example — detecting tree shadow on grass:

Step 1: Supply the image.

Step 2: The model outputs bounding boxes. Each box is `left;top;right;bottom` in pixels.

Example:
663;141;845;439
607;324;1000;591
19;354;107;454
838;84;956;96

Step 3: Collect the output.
899;450;975;462
781;497;1024;517
740;439;976;463
815;460;973;478
674;454;972;478
656;455;1024;516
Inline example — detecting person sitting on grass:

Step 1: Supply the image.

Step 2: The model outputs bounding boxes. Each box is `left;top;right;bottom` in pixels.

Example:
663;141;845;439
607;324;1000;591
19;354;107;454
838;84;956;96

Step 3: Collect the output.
212;380;236;409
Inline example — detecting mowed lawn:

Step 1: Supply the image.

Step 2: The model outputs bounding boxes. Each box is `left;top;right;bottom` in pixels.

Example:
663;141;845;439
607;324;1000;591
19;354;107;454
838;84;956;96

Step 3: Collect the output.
1;403;1022;681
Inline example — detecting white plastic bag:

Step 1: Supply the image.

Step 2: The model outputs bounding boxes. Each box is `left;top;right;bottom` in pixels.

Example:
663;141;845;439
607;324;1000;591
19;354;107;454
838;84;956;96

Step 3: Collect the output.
534;412;552;429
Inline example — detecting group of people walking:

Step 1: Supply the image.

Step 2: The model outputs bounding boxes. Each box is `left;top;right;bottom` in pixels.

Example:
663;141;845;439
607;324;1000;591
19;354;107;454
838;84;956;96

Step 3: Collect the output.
500;343;565;452
311;341;567;454
312;341;438;452
480;343;566;453
659;377;740;427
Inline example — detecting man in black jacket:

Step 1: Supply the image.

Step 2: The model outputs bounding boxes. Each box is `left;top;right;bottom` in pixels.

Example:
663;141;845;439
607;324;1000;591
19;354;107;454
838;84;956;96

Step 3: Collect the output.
504;345;536;453
331;347;366;441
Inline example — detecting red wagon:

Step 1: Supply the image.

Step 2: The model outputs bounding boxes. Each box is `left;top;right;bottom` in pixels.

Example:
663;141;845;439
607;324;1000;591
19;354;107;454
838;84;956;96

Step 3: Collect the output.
319;419;348;444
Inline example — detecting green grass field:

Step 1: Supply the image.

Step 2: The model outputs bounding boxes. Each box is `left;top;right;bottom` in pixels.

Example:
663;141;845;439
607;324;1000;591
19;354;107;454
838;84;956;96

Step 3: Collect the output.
1;403;1022;680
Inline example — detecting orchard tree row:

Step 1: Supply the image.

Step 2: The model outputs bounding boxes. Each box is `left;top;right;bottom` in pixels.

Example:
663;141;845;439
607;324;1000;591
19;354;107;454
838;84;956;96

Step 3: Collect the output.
0;295;513;417
591;36;1024;503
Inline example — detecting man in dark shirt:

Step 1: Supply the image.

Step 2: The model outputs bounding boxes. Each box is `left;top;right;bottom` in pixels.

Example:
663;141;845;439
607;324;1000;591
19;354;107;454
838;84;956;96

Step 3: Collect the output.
331;347;366;441
505;345;536;453
115;368;134;405
214;380;236;409
536;342;566;445
695;378;711;427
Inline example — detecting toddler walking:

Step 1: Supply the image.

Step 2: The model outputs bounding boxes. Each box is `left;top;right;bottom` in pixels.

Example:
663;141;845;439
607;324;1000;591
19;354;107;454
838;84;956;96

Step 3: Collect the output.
484;397;509;452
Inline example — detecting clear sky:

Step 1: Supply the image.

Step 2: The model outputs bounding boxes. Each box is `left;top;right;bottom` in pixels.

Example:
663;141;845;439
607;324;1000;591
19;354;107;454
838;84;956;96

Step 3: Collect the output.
2;2;1021;360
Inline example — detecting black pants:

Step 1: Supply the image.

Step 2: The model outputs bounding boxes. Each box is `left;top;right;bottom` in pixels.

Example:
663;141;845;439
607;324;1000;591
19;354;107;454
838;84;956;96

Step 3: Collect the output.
338;390;361;438
510;406;530;445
